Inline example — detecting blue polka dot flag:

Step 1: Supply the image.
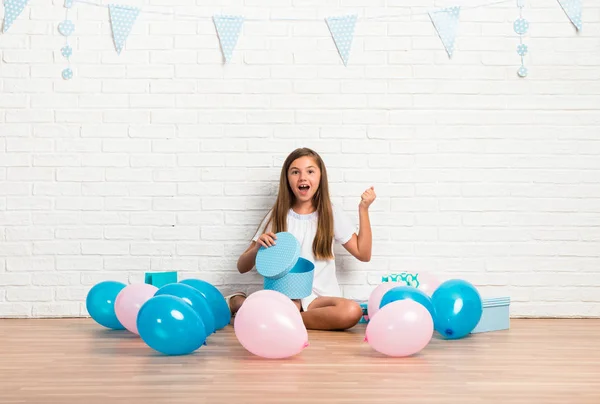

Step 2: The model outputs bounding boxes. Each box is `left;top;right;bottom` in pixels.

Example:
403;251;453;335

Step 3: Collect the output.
428;6;461;58
108;4;140;55
325;14;357;67
3;0;29;33
213;14;244;64
557;0;582;31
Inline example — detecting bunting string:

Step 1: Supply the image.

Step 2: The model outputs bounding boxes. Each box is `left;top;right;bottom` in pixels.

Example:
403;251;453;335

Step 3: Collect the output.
72;0;514;22
0;0;588;81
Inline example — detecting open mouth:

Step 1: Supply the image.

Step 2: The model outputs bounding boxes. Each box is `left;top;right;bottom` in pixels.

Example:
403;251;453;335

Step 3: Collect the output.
298;184;310;196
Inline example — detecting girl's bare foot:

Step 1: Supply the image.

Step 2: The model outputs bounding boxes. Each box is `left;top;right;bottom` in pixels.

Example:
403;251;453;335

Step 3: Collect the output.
229;295;246;315
225;292;247;320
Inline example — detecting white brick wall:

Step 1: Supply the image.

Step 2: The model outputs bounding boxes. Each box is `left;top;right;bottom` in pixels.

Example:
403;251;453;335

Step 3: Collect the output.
1;0;599;318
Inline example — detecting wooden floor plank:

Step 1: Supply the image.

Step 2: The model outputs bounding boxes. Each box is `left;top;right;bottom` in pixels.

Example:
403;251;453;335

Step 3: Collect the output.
0;318;599;404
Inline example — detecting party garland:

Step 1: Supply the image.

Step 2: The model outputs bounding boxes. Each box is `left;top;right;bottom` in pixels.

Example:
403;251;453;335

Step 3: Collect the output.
1;0;585;80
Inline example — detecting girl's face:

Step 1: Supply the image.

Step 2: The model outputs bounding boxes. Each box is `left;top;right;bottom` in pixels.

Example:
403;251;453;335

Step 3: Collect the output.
287;156;321;204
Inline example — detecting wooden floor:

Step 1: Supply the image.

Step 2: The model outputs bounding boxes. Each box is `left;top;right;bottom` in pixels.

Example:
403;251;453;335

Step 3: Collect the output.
0;319;599;404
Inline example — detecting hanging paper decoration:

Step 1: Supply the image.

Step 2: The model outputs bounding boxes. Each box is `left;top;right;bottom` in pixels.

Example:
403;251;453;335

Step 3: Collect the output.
57;2;76;80
325;14;358;66
557;0;582;31
2;0;29;33
58;20;75;36
428;6;461;58
62;68;74;80
61;45;73;58
515;0;529;78
108;4;140;55
213;14;244;63
10;0;583;81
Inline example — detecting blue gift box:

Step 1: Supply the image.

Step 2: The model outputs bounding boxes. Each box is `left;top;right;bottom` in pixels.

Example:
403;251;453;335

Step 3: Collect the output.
145;271;178;289
471;296;510;334
263;257;315;299
358;301;369;323
354;296;510;333
256;232;315;299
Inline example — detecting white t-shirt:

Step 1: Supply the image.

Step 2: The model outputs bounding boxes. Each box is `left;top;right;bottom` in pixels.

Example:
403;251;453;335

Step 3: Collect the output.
252;204;357;311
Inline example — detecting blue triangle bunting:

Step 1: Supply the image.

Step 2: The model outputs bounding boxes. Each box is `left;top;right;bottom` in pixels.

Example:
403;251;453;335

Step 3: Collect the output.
325;14;357;66
108;4;140;55
3;0;29;33
428;6;461;58
557;0;582;31
213;14;244;64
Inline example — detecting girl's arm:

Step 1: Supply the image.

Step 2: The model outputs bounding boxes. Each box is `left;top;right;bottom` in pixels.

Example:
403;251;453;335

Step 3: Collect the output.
236;232;277;273
237;243;259;274
342;187;376;262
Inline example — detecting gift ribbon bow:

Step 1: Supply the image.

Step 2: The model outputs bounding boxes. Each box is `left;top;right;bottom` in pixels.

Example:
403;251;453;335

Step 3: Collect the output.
381;273;420;288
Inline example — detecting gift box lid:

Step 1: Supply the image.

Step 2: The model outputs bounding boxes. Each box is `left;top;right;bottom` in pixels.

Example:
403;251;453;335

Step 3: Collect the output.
256;232;300;280
482;296;510;308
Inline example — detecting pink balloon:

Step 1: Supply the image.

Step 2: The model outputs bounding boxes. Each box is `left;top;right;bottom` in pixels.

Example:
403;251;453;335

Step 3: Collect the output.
368;282;398;320
114;283;158;335
365;299;434;357
245;290;300;314
234;295;308;359
416;272;441;296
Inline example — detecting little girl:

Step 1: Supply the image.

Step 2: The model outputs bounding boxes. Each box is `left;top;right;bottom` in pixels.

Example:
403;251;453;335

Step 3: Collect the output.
229;147;376;331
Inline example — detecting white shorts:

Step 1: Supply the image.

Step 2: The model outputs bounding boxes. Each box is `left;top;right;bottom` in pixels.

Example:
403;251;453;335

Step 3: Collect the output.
301;293;318;312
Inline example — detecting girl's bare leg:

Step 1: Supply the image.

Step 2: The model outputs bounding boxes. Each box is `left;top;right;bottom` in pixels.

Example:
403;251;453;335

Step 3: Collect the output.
301;297;363;331
229;294;362;331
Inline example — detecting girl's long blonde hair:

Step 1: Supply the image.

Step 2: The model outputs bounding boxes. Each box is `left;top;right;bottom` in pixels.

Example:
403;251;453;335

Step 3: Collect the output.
260;148;334;260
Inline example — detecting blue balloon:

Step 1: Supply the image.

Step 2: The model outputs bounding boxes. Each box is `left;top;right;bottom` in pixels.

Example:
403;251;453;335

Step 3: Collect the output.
380;286;436;319
154;283;216;335
85;281;126;330
179;279;231;330
137;295;207;356
431;279;483;339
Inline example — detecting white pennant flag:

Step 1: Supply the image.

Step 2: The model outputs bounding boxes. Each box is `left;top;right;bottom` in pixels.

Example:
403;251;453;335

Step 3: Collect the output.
3;0;29;33
325;14;358;66
429;6;461;58
213;15;244;63
557;0;582;31
108;4;140;55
